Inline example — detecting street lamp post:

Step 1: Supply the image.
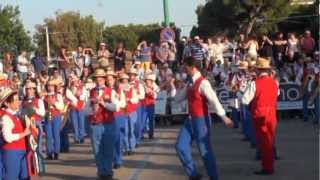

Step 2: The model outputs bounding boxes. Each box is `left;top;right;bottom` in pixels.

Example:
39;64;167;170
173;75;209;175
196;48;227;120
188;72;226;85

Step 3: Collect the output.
163;0;170;27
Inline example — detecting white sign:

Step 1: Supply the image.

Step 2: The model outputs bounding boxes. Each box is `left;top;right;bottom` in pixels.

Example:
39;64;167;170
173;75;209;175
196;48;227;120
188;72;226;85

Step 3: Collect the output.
155;91;167;115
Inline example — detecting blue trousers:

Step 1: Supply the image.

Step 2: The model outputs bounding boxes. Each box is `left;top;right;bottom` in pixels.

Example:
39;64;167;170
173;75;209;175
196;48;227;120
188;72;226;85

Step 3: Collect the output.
45;115;61;155
0;149;3;179
240;105;256;146
145;105;155;137
230;107;239;128
113;115;126;165
70;109;86;141
90;122;115;176
303;92;310;121
314;95;320;123
3;150;28;180
60;116;72;152
135;106;144;145
36;121;44;154
125;112;137;151
175;116;218;180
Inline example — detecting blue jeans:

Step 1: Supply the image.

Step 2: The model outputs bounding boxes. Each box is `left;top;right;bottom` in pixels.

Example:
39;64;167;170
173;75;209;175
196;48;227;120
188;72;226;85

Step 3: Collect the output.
314;95;320;123
135;106;144;145
70;109;86;141
89;122;115;176
145;105;155;137
240;104;256;146
45;115;61;155
113;115;126;165
303;92;310;121
175;116;218;180
3;150;28;180
231;107;239;128
125;112;137;151
60;116;72;152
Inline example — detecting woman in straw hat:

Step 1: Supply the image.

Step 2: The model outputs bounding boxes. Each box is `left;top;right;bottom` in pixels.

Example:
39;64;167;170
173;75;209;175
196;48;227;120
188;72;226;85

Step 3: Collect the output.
0;88;32;180
21;81;45;155
143;73;159;139
88;68;120;179
119;73;139;155
241;57;278;175
43;79;64;160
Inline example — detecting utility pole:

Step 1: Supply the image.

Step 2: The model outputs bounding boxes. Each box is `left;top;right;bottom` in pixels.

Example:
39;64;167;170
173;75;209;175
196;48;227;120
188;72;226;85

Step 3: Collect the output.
163;0;170;27
45;26;51;62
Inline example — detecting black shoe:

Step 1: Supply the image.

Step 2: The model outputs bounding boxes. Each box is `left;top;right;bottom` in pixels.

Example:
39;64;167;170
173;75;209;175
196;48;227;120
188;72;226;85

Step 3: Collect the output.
275;156;281;160
53;153;59;160
113;164;121;169
254;170;274;175
98;174;113;180
135;144;140;148
189;174;202;180
60;149;69;153
46;154;53;160
80;139;85;144
127;151;133;156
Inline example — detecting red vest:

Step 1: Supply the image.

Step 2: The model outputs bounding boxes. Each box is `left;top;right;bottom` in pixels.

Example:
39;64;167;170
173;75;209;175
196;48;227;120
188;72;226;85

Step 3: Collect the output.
125;88;137;113
44;94;61;117
22;98;42;122
143;87;155;107
2;111;27;150
250;75;278;119
188;76;208;118
88;87;114;124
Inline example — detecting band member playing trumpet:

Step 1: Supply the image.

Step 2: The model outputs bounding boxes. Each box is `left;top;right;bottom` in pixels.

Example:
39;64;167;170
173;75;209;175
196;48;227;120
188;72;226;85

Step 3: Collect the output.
88;69;120;180
44;79;64;160
21;81;45;154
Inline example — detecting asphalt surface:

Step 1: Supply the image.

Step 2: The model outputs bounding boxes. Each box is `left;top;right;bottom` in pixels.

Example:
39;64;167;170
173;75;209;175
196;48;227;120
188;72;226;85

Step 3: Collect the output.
41;118;319;180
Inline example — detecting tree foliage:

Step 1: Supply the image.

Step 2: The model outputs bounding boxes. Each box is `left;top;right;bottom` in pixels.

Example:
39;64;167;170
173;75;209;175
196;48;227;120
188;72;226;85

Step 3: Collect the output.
191;0;298;38
0;5;32;56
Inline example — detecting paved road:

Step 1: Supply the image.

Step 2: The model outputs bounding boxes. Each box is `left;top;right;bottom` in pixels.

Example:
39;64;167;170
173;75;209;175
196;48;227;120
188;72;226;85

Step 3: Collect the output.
41;119;318;180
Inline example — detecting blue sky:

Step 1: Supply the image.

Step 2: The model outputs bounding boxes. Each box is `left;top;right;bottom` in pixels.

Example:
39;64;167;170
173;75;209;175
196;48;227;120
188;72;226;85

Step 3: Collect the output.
1;0;206;36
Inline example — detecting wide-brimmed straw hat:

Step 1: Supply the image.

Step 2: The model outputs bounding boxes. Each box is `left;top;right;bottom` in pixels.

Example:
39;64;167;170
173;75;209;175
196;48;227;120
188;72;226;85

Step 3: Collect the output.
255;58;271;69
238;61;249;70
119;73;129;80
93;69;106;77
0;88;17;106
144;73;156;81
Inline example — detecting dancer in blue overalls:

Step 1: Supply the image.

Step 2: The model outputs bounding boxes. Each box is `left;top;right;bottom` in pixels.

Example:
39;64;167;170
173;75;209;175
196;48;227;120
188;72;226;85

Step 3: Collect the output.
170;57;233;180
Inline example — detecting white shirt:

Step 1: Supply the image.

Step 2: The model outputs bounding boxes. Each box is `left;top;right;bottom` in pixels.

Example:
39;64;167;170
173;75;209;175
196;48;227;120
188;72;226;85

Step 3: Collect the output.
0;61;3;73
1;109;22;143
17;55;29;73
171;71;226;118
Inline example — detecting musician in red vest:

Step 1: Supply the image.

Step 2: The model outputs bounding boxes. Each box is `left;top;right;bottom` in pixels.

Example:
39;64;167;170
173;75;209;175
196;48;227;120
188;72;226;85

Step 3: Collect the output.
170;57;233;180
66;75;86;144
21;81;45;154
44;79;64;160
88;69;119;180
0;88;31;180
128;68;145;145
106;69;126;169
242;57;278;175
143;73;159;139
119;73;139;155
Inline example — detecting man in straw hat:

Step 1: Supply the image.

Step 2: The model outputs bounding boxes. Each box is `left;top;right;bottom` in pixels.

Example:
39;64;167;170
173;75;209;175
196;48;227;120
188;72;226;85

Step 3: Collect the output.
143;73;159;139
119;73;139;155
170;56;233;180
0;88;32;179
88;68;120;179
241;57;278;175
128;68;146;145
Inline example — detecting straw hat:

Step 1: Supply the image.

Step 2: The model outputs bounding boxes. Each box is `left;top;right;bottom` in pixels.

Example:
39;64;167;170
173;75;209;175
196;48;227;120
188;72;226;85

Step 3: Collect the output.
135;61;141;65
47;79;58;86
93;69;106;77
0;88;17;106
25;81;37;89
144;73;156;81
238;61;249;70
106;70;117;77
255;58;271;69
248;60;256;68
128;68;138;75
119;73;129;80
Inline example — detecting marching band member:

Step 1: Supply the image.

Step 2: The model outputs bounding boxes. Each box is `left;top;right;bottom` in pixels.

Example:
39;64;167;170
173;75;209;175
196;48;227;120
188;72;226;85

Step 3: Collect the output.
88;69;119;180
128;68;145;146
0;88;31;180
119;73;138;155
143;73;159;139
170;57;233;180
242;58;278;175
21;81;45;154
66;74;86;144
44;79;64;160
105;70;126;169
